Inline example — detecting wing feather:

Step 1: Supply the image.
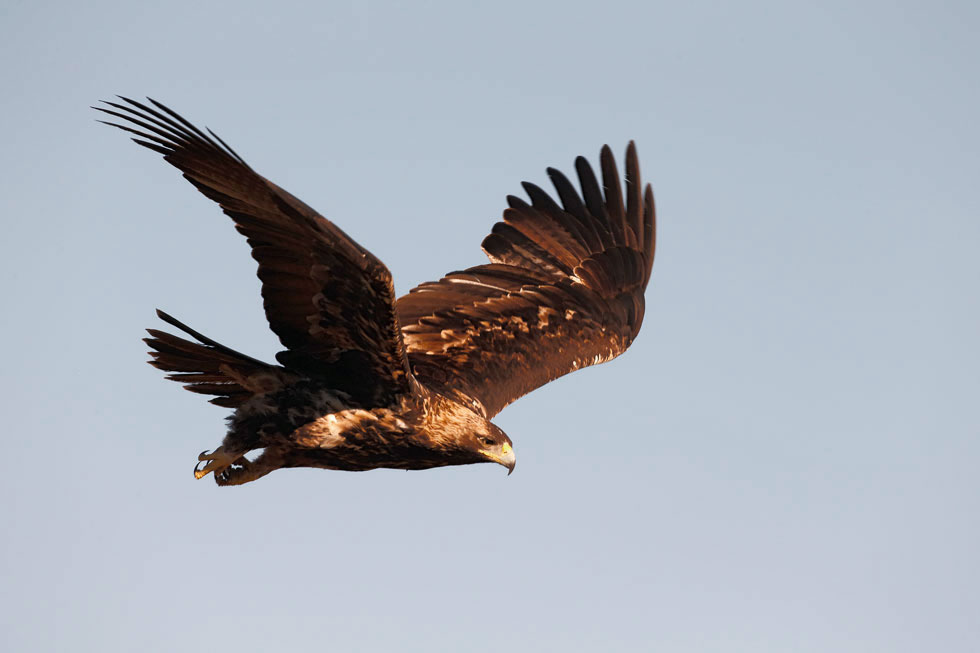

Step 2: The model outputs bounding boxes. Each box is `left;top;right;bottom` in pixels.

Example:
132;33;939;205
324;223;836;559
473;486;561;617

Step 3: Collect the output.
482;221;570;277
99;97;411;406
397;144;655;418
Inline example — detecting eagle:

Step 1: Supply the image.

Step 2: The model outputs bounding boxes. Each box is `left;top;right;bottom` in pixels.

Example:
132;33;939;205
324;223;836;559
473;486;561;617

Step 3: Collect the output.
96;97;656;485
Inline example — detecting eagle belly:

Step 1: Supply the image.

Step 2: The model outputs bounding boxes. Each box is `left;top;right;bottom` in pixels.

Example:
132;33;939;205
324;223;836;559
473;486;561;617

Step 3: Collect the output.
286;407;444;472
222;382;453;472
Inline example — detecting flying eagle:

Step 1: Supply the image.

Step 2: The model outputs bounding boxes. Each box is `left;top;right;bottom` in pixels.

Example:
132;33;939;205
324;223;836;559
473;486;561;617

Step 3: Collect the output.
96;97;656;485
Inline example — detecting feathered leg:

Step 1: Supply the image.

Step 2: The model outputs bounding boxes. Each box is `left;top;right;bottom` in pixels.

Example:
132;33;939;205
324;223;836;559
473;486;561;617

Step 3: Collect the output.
211;447;287;486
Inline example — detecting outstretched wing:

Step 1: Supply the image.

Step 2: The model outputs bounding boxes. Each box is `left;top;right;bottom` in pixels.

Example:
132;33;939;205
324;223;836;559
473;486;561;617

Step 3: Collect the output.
397;143;656;418
97;97;412;406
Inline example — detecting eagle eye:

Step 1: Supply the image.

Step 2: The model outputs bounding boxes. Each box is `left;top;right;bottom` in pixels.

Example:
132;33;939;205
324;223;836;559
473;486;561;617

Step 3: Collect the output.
480;436;496;446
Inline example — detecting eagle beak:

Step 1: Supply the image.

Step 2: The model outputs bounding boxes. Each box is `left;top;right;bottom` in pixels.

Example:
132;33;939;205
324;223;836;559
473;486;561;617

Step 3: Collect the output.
501;442;516;476
481;442;516;475
499;442;516;475
501;454;516;475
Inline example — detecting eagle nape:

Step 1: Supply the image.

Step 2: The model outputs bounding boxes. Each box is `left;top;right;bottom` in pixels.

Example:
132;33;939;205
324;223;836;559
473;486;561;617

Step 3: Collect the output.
98;96;655;486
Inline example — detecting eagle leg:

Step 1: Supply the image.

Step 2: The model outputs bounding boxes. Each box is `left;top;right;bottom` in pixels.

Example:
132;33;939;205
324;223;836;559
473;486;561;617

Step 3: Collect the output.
213;448;285;486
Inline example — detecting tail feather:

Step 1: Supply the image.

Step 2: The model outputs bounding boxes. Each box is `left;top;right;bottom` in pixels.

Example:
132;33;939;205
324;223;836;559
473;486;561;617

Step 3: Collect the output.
145;310;291;407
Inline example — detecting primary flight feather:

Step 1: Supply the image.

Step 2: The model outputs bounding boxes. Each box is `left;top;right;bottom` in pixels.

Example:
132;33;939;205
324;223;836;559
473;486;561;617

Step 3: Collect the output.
96;97;656;485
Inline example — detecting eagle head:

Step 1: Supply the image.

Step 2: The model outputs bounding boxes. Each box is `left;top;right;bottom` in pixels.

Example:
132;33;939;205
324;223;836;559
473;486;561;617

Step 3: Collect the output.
469;421;516;475
426;392;517;474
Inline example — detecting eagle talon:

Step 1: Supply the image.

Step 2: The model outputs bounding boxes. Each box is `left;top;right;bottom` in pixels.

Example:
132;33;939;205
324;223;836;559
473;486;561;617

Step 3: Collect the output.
193;446;236;480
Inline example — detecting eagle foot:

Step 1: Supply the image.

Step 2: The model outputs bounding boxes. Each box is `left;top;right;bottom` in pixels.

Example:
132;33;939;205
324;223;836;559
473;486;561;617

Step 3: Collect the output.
210;448;283;486
193;447;239;480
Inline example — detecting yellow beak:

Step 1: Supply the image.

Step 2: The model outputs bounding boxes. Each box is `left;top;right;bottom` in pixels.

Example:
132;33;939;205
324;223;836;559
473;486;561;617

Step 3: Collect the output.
480;442;516;475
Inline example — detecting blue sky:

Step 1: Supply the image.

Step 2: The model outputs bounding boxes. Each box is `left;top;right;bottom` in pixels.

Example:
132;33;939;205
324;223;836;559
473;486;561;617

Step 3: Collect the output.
2;1;978;651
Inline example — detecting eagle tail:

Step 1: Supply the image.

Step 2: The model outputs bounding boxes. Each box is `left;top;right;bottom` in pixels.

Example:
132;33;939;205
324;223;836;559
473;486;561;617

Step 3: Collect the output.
144;310;290;408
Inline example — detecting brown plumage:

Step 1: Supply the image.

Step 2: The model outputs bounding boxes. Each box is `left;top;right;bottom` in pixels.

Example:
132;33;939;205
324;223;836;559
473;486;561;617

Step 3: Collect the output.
96;97;656;485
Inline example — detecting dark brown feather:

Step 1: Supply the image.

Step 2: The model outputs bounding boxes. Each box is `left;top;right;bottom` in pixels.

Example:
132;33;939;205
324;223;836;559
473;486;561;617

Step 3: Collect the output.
97;97;412;406
145;310;291;407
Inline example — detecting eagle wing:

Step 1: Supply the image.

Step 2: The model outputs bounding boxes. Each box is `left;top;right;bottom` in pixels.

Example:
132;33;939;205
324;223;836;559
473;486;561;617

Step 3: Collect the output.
397;144;655;418
97;98;412;406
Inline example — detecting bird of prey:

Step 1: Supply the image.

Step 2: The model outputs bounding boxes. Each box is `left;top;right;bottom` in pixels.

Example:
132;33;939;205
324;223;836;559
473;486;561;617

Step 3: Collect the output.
96;97;656;486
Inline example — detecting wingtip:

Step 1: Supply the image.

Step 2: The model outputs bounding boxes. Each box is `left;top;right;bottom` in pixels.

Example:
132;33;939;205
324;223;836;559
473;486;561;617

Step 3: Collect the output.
626;140;638;160
155;308;178;325
145;327;168;339
505;194;529;209
545;167;571;187
146;96;179;117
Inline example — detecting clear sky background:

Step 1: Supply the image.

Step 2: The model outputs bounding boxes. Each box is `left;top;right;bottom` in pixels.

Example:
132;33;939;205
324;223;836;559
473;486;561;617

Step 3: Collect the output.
2;1;977;651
